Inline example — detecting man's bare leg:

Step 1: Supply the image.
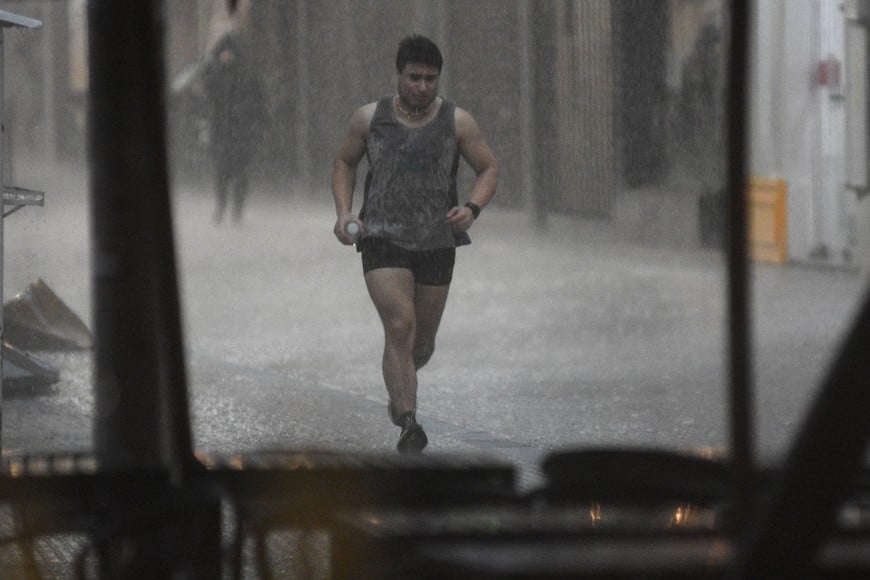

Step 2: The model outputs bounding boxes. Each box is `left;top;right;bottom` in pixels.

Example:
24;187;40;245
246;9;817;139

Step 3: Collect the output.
412;283;450;370
365;268;419;417
365;269;450;452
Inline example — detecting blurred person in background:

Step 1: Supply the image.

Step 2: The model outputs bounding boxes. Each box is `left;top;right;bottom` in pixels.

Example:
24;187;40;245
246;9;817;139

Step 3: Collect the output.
331;35;499;453
204;32;266;224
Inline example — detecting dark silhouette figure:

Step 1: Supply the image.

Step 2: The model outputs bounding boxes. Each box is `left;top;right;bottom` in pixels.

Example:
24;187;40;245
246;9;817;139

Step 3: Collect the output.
203;33;266;223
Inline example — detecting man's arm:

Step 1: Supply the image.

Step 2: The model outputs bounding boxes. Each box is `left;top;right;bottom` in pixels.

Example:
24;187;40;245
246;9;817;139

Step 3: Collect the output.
332;103;374;244
448;107;499;231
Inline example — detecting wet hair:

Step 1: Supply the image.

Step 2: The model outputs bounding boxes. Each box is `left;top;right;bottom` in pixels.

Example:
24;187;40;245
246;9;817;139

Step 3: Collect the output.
395;35;443;73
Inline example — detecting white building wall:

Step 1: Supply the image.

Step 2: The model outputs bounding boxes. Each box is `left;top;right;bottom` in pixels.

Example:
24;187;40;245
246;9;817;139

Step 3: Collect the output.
843;0;870;277
750;0;853;265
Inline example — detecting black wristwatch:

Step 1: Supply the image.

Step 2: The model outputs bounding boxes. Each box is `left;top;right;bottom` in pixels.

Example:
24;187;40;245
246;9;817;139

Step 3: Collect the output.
464;202;481;219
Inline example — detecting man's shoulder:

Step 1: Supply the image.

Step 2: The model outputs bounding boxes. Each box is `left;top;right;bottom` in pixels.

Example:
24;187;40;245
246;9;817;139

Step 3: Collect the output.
353;100;385;125
359;100;380;116
450;102;472;119
347;101;381;136
452;105;480;135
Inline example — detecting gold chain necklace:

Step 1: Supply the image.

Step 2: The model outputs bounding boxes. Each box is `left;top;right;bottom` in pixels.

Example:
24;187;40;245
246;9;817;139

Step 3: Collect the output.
394;96;430;120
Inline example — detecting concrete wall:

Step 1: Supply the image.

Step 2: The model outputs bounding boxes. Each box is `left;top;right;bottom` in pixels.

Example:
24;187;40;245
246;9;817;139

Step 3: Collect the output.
750;0;854;266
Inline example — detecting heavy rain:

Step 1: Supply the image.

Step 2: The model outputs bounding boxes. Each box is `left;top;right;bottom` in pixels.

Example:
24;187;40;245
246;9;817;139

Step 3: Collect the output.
0;0;868;576
2;0;867;471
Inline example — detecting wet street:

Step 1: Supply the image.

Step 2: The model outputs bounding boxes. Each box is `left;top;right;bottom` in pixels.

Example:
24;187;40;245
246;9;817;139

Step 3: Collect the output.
1;163;866;487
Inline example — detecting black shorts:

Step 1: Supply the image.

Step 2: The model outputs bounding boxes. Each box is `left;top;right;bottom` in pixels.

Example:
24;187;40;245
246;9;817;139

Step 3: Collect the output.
359;238;456;286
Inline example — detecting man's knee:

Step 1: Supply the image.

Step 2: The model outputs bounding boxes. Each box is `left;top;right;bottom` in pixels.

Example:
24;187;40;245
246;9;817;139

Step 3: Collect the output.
385;315;415;348
413;343;434;369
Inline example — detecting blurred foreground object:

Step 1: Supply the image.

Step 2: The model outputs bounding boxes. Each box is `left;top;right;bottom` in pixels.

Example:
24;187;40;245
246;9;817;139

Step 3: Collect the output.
3;279;92;351
1;340;58;388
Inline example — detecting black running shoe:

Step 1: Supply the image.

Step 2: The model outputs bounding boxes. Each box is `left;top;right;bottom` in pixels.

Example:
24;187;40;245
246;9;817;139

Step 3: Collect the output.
396;414;428;454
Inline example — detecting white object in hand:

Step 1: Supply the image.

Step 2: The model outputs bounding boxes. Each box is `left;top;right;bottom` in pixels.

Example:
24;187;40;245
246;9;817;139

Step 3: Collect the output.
346;221;361;243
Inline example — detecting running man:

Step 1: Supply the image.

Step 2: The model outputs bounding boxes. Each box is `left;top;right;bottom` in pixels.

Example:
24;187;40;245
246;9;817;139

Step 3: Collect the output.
331;35;499;453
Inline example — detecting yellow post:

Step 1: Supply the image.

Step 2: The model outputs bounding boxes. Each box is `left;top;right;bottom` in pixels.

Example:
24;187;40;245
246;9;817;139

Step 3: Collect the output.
748;177;788;263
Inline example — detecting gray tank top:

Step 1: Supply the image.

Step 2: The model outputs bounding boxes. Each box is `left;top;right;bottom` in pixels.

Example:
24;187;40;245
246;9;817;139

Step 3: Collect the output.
360;96;470;250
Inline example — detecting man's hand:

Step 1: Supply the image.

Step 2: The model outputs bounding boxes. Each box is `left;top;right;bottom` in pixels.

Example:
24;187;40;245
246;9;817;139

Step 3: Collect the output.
447;205;475;233
334;214;364;245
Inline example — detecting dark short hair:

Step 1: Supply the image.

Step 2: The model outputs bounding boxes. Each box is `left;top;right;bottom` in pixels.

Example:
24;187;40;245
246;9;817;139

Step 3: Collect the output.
396;35;443;73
